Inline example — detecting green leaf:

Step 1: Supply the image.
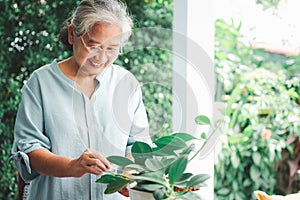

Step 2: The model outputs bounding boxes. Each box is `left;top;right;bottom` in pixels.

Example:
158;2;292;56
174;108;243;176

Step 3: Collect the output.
154;135;187;150
145;158;165;171
186;174;210;188
153;188;168;200
179;144;195;156
252;152;261;165
161;157;176;174
107;156;133;167
235;191;245;200
96;174;125;184
133;171;168;187
243;178;252;187
232;180;238;190
126;164;146;171
171;132;197;141
168;156;188;184
217;188;231;196
229;103;242;128
135;182;163;192
231;152;240;169
132;141;153;164
161;157;176;167
104;179;132;194
195;115;210;125
250;165;260;181
174;173;193;185
132;141;153;154
201;132;207;140
152;146;177;156
175;190;188;197
228;134;248;144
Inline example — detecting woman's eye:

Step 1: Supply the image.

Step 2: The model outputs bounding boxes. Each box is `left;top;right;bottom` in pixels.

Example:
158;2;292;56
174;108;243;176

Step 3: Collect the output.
90;46;102;50
107;47;118;51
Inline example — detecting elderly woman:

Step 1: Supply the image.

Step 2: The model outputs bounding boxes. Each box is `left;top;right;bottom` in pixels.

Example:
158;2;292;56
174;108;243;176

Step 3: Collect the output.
10;0;149;199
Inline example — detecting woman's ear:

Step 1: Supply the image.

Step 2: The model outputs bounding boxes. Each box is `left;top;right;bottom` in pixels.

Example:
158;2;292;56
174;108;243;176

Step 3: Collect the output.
68;24;74;45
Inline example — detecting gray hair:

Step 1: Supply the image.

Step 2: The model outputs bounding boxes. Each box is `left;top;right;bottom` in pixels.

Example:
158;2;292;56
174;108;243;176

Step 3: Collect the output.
60;0;132;51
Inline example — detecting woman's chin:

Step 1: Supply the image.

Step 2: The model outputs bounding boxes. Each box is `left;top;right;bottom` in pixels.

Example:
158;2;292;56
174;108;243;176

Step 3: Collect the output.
78;61;106;76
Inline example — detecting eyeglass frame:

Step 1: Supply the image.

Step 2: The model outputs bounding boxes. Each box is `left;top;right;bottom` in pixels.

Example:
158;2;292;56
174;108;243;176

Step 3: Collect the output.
80;36;122;57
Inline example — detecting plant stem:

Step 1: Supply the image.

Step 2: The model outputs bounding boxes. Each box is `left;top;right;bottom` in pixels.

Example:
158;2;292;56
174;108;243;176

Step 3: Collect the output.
169;184;176;200
188;128;217;162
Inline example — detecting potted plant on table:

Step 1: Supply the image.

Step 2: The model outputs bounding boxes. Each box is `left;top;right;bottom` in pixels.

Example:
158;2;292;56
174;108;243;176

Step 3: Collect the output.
96;115;216;200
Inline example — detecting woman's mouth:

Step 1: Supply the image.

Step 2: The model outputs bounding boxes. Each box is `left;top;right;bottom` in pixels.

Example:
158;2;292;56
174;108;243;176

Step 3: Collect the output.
89;60;104;68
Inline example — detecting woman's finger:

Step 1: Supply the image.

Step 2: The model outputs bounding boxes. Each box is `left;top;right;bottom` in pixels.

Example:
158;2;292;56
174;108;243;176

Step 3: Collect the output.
85;165;103;175
85;149;111;170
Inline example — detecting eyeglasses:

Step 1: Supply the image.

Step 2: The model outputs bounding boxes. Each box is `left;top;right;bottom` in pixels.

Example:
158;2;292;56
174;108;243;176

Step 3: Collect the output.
80;36;121;57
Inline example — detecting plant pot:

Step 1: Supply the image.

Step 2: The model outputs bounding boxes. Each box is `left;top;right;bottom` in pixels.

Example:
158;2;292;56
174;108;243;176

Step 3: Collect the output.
128;188;155;200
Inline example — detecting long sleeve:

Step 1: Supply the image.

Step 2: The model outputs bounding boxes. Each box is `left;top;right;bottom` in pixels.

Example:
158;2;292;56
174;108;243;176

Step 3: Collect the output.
10;73;51;182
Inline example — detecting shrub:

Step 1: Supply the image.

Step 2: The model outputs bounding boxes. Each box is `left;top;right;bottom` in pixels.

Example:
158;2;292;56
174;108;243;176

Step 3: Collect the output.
214;19;300;199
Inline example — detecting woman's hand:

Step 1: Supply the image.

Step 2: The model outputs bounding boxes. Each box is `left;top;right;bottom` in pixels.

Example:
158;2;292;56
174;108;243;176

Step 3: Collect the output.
28;148;110;178
70;149;111;177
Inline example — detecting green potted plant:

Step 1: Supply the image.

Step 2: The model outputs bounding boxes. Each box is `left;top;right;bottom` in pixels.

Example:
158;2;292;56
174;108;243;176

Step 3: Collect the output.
96;115;214;200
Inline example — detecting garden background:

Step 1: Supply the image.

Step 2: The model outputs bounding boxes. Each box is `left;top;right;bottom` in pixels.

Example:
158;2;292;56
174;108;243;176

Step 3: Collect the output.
0;0;299;199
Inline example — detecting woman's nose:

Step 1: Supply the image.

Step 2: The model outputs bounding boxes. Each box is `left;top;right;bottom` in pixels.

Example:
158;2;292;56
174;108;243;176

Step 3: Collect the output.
93;50;108;63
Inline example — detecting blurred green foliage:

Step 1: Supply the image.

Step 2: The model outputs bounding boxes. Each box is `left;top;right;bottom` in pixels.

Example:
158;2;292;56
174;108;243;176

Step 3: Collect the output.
0;0;172;198
255;0;287;10
214;19;300;199
117;0;173;139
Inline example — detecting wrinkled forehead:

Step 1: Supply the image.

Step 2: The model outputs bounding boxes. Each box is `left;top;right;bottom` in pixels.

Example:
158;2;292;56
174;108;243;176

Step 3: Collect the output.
86;22;123;45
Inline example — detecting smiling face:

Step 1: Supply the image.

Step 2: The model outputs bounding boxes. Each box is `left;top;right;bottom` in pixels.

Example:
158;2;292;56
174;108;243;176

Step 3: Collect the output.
68;22;122;76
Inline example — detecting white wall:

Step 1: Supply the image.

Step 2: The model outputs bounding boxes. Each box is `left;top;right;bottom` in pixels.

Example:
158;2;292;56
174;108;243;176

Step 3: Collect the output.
173;0;215;199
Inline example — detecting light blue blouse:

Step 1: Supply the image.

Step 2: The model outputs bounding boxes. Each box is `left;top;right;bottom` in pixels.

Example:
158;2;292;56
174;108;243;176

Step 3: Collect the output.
11;59;149;200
